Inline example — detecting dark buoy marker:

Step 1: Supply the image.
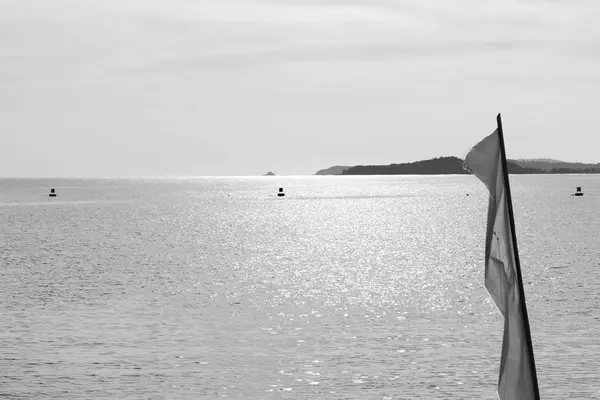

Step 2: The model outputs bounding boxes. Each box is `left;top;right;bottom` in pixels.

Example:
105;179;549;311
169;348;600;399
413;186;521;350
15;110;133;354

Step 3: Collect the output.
49;188;57;197
573;186;583;196
277;187;285;197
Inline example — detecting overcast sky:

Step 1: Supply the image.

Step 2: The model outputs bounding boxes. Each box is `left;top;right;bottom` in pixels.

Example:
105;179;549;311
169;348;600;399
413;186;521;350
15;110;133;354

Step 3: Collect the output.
2;0;600;177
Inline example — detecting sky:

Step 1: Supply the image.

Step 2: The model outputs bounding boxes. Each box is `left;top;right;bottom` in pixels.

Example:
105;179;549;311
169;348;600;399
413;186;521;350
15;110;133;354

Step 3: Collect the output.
2;0;600;177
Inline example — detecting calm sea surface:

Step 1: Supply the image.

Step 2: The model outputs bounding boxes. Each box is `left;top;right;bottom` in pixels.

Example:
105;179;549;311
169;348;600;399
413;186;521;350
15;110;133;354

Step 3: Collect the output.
1;175;599;399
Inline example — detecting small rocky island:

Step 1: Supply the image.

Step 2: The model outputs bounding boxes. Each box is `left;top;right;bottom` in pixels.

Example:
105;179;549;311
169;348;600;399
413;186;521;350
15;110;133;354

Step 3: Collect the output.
264;172;276;176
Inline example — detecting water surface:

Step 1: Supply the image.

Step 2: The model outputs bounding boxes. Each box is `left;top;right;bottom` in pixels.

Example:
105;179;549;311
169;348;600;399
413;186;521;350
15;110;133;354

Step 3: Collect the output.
1;175;599;399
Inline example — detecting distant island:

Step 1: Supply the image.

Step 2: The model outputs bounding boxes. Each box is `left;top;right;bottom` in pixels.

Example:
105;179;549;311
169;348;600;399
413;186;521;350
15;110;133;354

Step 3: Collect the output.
264;172;276;176
315;157;600;175
511;159;600;173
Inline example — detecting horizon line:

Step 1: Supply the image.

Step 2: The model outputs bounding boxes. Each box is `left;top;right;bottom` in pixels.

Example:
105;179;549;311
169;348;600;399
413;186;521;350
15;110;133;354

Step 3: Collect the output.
2;156;599;180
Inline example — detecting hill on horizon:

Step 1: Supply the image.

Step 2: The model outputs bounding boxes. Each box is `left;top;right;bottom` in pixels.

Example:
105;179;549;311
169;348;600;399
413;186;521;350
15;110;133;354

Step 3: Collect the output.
514;158;566;163
510;159;600;172
315;166;351;175
337;156;539;175
315;156;600;176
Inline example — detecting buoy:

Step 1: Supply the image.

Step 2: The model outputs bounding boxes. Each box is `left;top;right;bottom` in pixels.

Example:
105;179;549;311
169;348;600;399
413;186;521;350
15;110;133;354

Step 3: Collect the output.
49;188;57;197
277;187;285;197
573;186;583;196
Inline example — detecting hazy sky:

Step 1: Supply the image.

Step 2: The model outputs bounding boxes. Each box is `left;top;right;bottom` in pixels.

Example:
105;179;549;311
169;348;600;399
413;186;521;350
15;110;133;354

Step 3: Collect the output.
2;0;600;177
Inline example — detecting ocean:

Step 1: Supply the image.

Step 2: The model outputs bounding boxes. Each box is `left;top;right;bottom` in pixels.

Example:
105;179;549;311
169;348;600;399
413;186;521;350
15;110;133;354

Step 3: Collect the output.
1;175;599;399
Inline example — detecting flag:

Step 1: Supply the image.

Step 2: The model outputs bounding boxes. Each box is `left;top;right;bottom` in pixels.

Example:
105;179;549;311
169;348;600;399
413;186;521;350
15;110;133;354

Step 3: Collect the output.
464;121;540;400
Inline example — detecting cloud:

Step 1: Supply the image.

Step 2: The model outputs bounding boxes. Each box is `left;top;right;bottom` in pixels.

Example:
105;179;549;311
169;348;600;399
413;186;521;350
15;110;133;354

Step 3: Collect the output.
2;0;599;82
126;39;526;76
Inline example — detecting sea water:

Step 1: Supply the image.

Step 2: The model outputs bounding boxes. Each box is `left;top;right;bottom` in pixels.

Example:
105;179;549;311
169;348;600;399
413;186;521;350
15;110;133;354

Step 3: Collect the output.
1;175;599;399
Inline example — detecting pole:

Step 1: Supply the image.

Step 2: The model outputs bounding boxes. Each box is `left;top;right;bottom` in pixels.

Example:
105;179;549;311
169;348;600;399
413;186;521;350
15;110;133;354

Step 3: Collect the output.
496;113;541;400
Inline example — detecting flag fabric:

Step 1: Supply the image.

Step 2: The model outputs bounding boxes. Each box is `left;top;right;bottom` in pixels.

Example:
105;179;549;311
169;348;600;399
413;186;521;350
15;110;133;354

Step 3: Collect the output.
464;128;539;400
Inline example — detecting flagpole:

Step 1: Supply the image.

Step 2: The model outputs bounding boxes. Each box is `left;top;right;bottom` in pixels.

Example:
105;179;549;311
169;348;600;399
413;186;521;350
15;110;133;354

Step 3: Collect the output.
496;113;541;400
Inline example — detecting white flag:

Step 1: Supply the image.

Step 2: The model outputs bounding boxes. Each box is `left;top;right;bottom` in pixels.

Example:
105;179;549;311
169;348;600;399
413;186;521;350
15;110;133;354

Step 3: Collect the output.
464;129;539;400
